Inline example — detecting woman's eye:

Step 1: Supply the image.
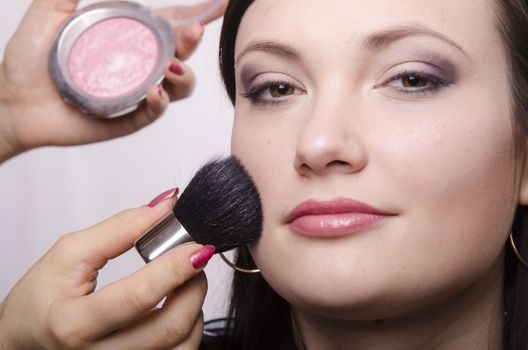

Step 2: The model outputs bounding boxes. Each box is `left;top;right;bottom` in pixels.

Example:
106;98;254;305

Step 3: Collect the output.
400;74;429;88
269;83;295;97
241;80;304;106
383;71;451;97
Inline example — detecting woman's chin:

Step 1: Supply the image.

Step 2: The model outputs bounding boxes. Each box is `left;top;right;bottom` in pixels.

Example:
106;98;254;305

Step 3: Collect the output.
263;269;406;321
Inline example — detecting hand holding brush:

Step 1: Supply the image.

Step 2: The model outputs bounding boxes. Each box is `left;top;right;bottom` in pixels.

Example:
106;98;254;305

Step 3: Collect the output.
0;156;262;349
0;192;209;349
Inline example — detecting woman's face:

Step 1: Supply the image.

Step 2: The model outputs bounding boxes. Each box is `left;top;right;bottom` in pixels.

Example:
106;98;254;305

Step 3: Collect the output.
231;0;522;319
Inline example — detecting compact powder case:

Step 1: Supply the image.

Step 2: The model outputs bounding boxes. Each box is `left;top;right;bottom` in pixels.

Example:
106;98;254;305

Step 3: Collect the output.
49;1;176;118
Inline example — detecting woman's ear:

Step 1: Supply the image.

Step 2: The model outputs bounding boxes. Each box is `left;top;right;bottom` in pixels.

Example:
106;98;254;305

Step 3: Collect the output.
519;145;528;205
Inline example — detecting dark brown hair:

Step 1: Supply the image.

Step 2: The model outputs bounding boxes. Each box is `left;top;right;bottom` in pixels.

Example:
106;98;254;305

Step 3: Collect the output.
213;1;528;349
492;1;528;349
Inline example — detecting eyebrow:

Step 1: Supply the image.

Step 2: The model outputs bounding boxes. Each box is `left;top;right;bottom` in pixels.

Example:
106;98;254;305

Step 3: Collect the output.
361;24;472;61
235;41;300;65
235;24;472;64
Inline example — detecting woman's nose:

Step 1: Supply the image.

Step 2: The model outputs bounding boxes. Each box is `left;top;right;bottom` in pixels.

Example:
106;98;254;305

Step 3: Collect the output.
294;102;368;177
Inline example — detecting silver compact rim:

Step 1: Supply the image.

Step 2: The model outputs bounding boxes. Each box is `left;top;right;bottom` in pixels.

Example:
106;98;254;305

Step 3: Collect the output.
49;1;176;118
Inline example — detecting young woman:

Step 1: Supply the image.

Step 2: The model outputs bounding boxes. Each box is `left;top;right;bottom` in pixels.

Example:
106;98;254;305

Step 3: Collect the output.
2;1;528;349
209;0;528;349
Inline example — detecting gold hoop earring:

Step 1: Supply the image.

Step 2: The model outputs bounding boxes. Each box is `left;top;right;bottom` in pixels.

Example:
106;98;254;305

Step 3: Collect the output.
219;251;260;274
509;232;528;268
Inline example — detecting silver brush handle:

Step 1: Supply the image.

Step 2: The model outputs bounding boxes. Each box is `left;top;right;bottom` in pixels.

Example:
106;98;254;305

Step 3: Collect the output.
135;212;193;263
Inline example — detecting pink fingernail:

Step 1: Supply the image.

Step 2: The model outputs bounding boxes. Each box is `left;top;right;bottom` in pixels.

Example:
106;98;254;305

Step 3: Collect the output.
148;188;178;208
169;61;185;76
190;245;216;269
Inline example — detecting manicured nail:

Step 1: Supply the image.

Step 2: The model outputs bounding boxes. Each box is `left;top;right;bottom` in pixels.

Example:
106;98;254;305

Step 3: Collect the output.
148;188;178;208
190;245;216;269
158;84;163;97
169;60;185;76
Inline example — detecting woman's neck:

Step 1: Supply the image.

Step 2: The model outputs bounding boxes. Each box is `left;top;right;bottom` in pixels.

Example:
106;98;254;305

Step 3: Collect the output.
294;259;504;350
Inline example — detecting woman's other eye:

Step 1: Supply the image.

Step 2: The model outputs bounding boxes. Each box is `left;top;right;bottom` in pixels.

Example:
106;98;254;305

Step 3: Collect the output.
381;71;452;97
241;81;305;106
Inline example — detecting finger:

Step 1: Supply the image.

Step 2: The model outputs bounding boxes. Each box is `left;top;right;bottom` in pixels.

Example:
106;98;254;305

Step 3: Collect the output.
118;84;169;132
163;59;196;102
32;0;80;13
169;1;226;59
68;245;213;340
152;0;227;26
92;274;207;349
194;0;228;25
173;311;205;350
56;194;176;269
175;21;205;60
88;84;168;141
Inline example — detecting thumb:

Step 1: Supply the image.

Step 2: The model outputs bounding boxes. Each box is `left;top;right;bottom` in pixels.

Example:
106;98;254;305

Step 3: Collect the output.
4;0;79;83
17;0;80;41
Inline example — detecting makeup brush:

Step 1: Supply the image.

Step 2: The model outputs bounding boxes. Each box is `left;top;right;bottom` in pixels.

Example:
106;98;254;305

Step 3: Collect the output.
135;156;263;263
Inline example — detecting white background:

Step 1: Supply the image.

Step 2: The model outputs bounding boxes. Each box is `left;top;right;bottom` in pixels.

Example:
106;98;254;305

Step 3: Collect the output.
0;0;234;321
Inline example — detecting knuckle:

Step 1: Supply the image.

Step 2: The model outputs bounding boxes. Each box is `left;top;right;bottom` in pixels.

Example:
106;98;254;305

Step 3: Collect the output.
131;110;154;131
123;280;157;313
48;320;87;350
107;209;138;235
53;233;77;254
182;74;196;97
112;210;135;228
164;314;195;345
169;73;195;100
145;105;162;123
161;251;189;286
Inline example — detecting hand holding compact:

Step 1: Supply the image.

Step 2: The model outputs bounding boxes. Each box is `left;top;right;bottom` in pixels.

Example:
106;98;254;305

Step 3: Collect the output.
0;0;226;162
0;195;213;349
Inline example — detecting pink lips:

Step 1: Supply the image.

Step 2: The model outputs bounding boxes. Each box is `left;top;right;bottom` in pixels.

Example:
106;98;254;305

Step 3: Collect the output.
287;198;395;237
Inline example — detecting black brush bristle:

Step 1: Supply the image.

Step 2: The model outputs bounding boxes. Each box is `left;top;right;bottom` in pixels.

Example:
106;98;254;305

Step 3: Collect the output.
173;156;263;253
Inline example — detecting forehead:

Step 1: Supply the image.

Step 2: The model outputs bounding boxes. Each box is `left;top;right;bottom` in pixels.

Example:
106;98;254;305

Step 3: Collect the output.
235;0;501;62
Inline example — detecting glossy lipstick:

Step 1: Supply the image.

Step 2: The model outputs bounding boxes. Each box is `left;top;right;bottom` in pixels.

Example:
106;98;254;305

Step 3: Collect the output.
287;198;394;237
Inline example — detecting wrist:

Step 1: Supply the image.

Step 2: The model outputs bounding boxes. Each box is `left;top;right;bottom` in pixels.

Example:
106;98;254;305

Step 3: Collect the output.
0;64;22;163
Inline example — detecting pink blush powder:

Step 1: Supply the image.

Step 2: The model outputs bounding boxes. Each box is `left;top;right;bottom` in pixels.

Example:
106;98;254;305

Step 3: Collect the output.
68;18;159;98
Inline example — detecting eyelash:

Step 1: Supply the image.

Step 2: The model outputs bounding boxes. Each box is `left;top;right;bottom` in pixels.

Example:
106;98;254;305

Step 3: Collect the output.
383;70;451;97
241;80;304;107
240;71;451;106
